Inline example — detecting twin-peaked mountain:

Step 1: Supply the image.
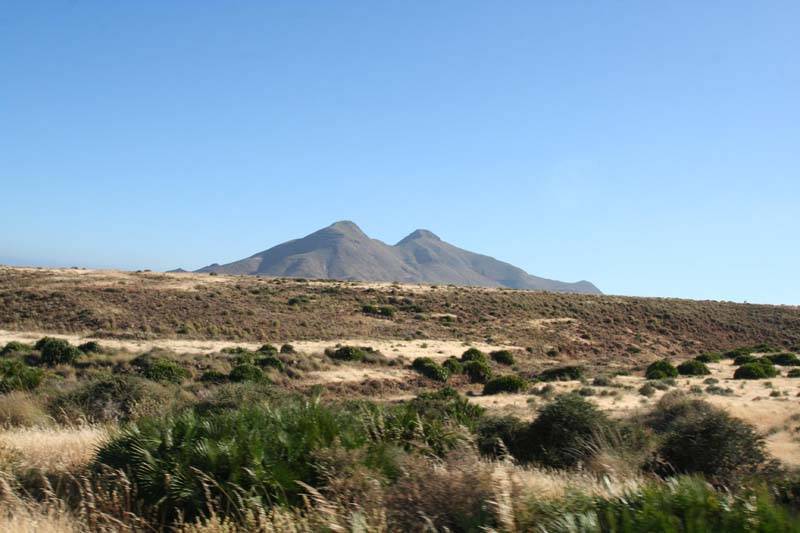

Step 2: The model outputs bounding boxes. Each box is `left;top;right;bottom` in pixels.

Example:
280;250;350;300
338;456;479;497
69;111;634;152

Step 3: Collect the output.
192;221;601;294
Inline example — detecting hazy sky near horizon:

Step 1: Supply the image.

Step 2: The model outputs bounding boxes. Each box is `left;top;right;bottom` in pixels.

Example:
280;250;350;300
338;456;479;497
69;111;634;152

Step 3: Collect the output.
1;2;799;304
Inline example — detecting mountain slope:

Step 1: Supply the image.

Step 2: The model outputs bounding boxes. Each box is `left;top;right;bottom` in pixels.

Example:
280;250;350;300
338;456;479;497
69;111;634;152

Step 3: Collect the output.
196;221;600;294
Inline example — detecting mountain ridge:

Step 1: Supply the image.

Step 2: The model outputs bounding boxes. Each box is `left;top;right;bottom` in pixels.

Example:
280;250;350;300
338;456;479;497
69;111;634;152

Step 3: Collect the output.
191;221;601;294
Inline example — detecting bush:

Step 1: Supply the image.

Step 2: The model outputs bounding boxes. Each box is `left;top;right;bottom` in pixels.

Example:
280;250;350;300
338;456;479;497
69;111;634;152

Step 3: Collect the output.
199;370;228;383
0;391;49;426
677;360;711;376
734;360;778;380
639;383;656;397
257;344;278;355
490;350;515;365
788;369;800;378
460;348;487;363
645;360;678;380
649;394;767;484
131;354;190;384
592;375;614;387
411;357;449;382
362;304;395;318
516;394;609;467
537;365;584;382
327;345;371;362
50;374;176;423
78;341;103;354
0;341;32;356
766;353;800;366
733;353;759;365
476;415;526;458
442;357;463;374
279;343;296;354
257;355;285;371
0;359;44;392
695;352;721;363
483;375;527;395
463;359;492;383
229;363;264;383
36;337;82;366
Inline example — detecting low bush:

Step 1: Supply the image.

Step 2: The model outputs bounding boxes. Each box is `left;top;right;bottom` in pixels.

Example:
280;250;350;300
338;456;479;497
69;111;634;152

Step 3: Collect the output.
36;337;82;366
639;383;656;397
442;357;463;374
0;341;32;356
677;359;711;376
131;354;190;384
463;359;492;383
199;370;228;383
78;341;103;353
734;354;759;365
592;375;614;387
0;359;44;392
536;365;584;382
411;357;449;382
695;352;721;363
257;344;278;355
645;360;678;380
788;369;800;378
476;415;526;458
734;360;778;380
279;343;296;354
460;348;488;363
229;363;264;383
362;304;395;318
482;374;527;395
766;353;800;366
327;345;373;362
257;355;285;371
489;350;515;365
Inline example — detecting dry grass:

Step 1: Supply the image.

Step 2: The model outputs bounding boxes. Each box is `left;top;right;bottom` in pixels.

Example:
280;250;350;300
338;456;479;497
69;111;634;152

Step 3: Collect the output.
0;426;108;474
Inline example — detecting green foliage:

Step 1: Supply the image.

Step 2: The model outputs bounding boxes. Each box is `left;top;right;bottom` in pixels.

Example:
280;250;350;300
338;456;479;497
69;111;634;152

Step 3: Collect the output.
645;360;678;380
131;354;190;384
463;359;492;383
229;363;265;383
36;337;82;366
326;345;374;362
199;370;228;383
279;343;296;354
765;353;800;366
537;365;584;382
518;393;609;468
477;415;527;458
258;355;285;371
788;368;800;378
677;360;711;376
695;351;721;363
0;359;44;392
411;357;449;382
483;374;527;395
442;357;463;374
257;344;278;355
460;348;488;363
734;353;759;365
639;383;656;397
0;341;32;356
362;304;395;318
490;350;515;365
78;341;103;353
734;360;778;380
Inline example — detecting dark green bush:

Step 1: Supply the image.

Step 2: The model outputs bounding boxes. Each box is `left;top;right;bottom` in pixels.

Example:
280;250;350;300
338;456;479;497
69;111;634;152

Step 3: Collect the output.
258;355;285;371
537;365;584;382
362;304;395;317
734;353;759;365
645;360;678;380
279;343;296;354
695;352;721;363
0;359;44;392
517;394;609;468
766;353;800;366
677;360;711;376
442;357;463;374
483;375;527;395
1;341;32;356
199;370;228;383
463;359;492;383
229;363;264;382
257;344;278;355
78;341;103;354
131;354;190;384
788;369;800;378
477;415;526;458
592;375;614;387
37;337;82;366
411;357;449;382
734;360;778;380
490;350;515;365
327;345;372;361
460;348;488;363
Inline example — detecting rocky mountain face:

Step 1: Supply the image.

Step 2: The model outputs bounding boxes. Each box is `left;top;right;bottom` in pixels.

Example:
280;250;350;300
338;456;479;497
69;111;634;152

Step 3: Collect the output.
194;221;601;294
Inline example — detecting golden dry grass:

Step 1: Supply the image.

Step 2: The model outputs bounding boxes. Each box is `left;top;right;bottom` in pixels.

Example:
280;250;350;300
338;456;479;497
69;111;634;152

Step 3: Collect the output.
0;426;108;474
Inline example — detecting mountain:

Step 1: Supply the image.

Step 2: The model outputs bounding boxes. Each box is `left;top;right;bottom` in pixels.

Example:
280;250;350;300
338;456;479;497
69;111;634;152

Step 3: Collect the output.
194;221;601;294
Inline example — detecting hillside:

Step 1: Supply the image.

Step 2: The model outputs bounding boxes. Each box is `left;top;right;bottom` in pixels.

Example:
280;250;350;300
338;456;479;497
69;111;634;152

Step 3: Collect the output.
192;221;601;294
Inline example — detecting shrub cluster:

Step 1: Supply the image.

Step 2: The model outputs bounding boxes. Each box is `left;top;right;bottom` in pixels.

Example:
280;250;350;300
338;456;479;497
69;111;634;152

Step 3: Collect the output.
482;374;527;395
463;359;492;383
229;363;265;382
411;357;449;382
765;352;800;366
645;360;678;380
489;350;515;366
694;352;721;363
1;341;32;356
131;354;190;384
734;359;778;380
35;337;82;366
362;304;396;318
460;348;488;363
536;365;584;382
0;359;44;392
677;359;711;376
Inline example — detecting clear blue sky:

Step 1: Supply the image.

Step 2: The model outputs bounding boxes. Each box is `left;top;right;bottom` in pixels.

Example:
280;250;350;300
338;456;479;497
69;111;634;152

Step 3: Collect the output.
1;2;798;304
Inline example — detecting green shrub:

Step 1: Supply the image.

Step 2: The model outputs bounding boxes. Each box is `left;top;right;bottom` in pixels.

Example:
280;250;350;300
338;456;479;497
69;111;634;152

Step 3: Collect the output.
279;343;296;354
0;341;32;356
695;352;721;363
517;394;609;468
78;341;103;353
645;360;678;380
37;337;82;366
766;353;800;366
411;357;449;382
199;370;228;383
463;359;492;383
131;354;190;384
460;348;487;363
733;353;759;365
229;363;264;382
483;375;527;395
537;365;584;382
327;345;371;361
442;357;463;374
362;304;395;317
258;355;285;371
490;350;515;365
50;374;175;423
0;359;44;392
592;375;614;387
257;344;278;355
734;360;778;380
788;369;800;378
639;383;656;397
477;415;526;458
677;360;711;376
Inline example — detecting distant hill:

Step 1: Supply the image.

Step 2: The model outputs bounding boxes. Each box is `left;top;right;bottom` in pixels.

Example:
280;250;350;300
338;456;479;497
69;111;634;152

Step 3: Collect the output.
193;221;601;294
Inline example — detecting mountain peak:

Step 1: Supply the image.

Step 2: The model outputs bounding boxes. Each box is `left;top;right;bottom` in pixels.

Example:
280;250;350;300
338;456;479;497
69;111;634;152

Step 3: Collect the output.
399;229;440;243
326;220;366;236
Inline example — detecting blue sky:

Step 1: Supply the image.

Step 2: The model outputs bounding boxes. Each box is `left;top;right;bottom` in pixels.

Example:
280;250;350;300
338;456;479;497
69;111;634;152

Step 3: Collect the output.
1;2;798;304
